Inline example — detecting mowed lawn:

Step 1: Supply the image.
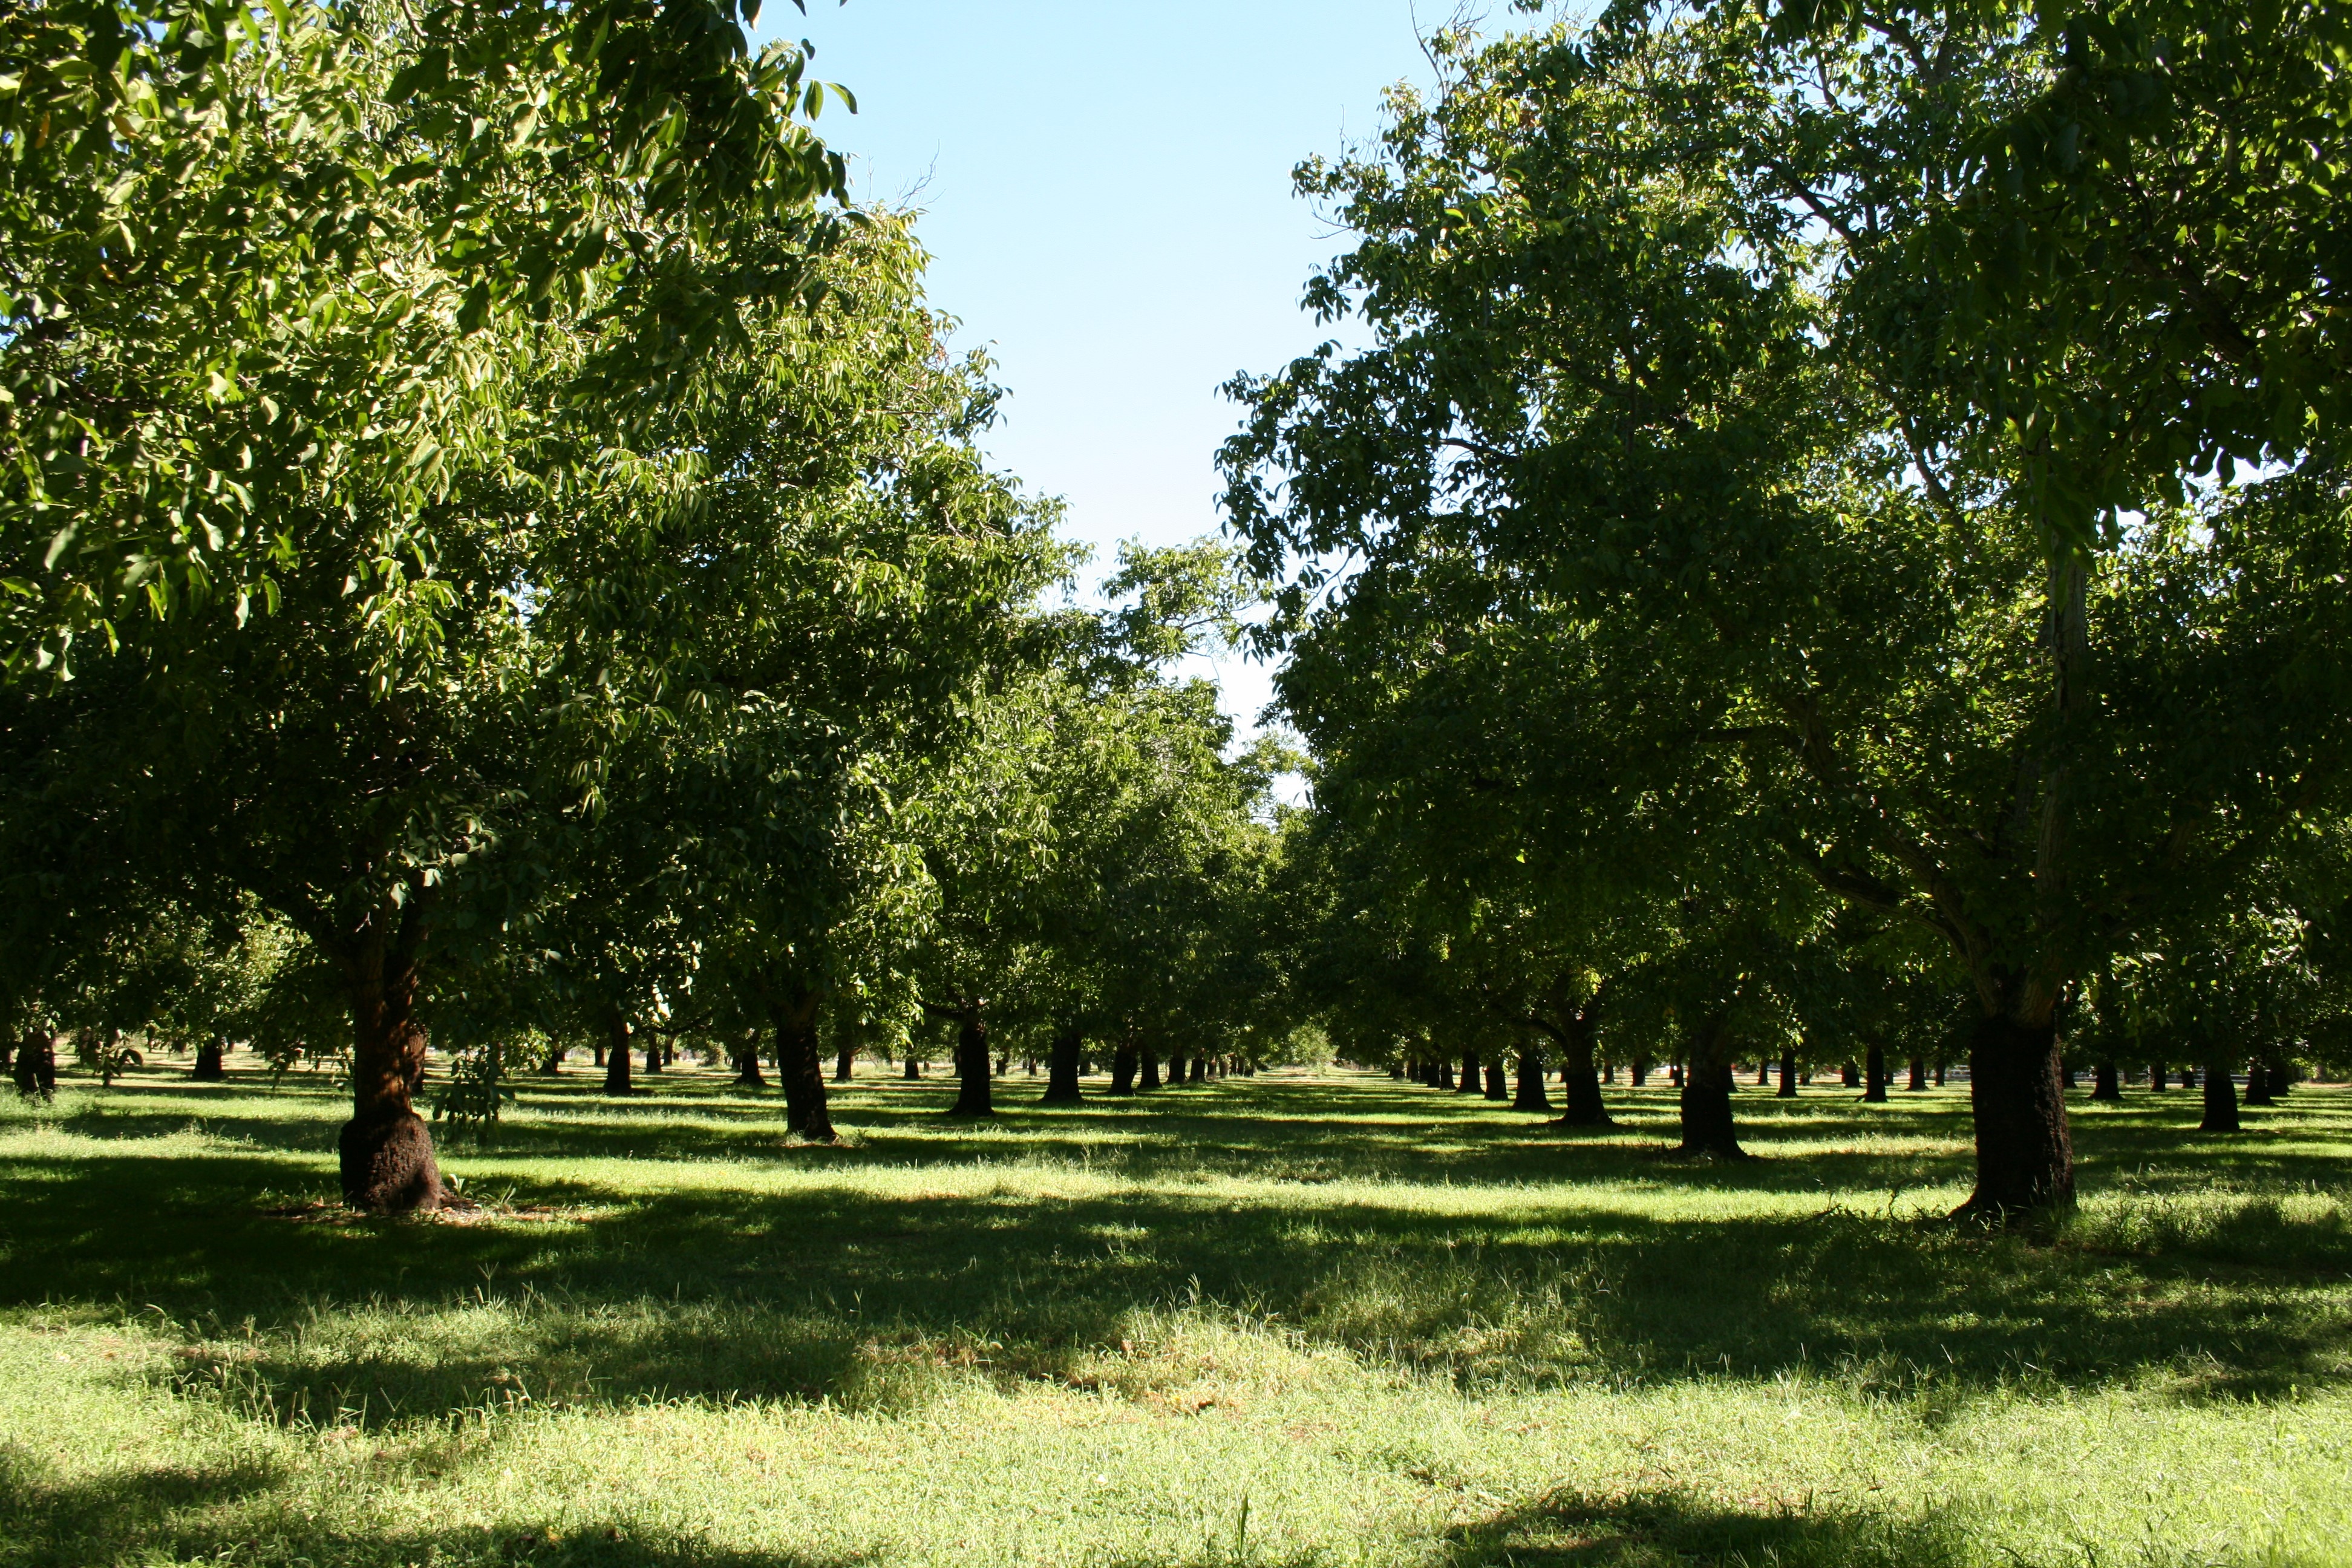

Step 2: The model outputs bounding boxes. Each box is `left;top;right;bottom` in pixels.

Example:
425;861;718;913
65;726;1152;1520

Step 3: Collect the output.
1;1064;2347;1567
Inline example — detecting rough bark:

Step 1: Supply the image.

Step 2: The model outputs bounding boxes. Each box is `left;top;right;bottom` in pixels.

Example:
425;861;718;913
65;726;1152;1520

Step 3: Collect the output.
603;1013;634;1097
1674;1015;1744;1158
13;1031;57;1099
775;990;835;1141
1955;1012;2074;1220
192;1039;227;1081
2091;1059;2121;1102
336;917;448;1213
1777;1048;1798;1099
1550;1014;1612;1128
1042;1024;1084;1105
949;1005;993;1116
1512;1044;1552;1112
2200;1056;2241;1132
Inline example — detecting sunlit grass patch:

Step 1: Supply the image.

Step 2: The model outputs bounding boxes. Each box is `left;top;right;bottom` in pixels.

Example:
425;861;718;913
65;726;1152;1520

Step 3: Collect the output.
3;1068;2349;1564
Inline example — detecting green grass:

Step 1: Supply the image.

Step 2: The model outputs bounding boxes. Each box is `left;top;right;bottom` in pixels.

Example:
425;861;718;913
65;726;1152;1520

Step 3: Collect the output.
2;1060;2348;1567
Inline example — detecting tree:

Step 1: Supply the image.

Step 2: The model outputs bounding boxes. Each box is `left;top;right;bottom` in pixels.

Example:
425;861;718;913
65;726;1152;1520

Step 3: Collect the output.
1222;11;2352;1220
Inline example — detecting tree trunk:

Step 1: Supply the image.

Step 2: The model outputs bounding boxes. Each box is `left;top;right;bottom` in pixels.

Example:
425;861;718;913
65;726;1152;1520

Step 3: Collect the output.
1630;1058;1648;1086
2149;1062;2166;1089
2200;1056;2241;1132
905;1054;923;1079
13;1030;57;1099
336;933;447;1214
1166;1047;1189;1087
1777;1047;1798;1099
2243;1058;2276;1106
591;1042;605;1068
1190;1053;1207;1084
192;1038;227;1081
736;1036;769;1088
1863;1043;1888;1102
947;1005;993;1117
540;1042;567;1075
1141;1047;1162;1089
642;1037;662;1076
603;1014;635;1096
1457;1049;1480;1094
1553;1019;1612;1128
1934;1060;1946;1086
1513;1044;1552;1112
1907;1056;1927;1092
1674;1016;1743;1158
1956;1012;2075;1221
1043;1024;1083;1105
1841;1061;1860;1088
2091;1059;2121;1102
833;1045;855;1085
1111;1039;1138;1093
776;992;836;1141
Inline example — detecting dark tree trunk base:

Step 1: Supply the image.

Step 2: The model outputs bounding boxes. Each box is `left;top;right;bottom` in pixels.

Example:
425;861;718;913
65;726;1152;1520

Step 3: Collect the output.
2091;1059;2121;1103
1042;1027;1083;1105
2200;1060;2240;1132
1953;1013;2074;1223
1674;1069;1745;1158
339;1110;451;1214
191;1042;226;1082
1777;1048;1798;1099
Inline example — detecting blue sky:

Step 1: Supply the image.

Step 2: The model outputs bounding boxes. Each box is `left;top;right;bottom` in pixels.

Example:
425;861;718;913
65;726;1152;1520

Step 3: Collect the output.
751;1;1443;738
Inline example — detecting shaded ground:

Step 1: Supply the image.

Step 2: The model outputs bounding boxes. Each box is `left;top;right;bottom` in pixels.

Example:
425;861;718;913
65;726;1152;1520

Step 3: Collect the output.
2;1064;2347;1567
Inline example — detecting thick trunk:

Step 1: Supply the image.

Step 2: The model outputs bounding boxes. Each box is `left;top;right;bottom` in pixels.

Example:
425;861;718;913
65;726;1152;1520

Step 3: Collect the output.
1777;1047;1798;1099
1674;1016;1743;1158
1512;1044;1552;1112
1388;1062;1405;1080
833;1046;855;1085
1437;1060;1454;1089
2200;1055;2240;1132
541;1043;566;1075
13;1031;57;1099
338;940;446;1214
904;1054;922;1080
1553;1020;1612;1128
2091;1059;2121;1102
1043;1025;1083;1105
736;1037;769;1088
591;1042;605;1068
1863;1044;1888;1103
1933;1060;1946;1086
2243;1059;2276;1106
1907;1056;1927;1092
603;1014;635;1097
1840;1061;1860;1088
642;1038;662;1076
1111;1039;1138;1094
1190;1054;1206;1084
192;1039;227;1081
1956;1011;2075;1220
1165;1048;1187;1087
1457;1050;1480;1094
949;1007;993;1116
775;993;835;1142
1140;1047;1162;1089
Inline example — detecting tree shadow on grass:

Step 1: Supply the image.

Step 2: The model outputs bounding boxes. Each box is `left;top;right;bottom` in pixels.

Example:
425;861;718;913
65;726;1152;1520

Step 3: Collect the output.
1437;1487;1981;1567
3;1118;2348;1433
